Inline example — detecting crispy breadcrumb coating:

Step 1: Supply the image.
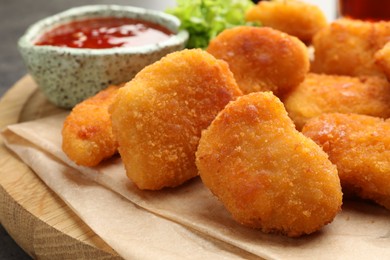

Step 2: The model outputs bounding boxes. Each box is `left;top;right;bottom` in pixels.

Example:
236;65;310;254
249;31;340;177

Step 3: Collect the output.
375;41;390;80
196;92;342;237
302;113;390;210
62;85;120;166
312;19;390;77
207;26;309;98
284;73;390;130
110;49;242;190
246;0;327;44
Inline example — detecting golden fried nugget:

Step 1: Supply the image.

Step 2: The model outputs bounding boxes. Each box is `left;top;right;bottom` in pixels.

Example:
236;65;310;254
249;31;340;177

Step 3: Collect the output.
312;18;390;77
246;0;327;44
110;49;242;190
207;26;309;98
375;41;390;80
196;92;342;237
284;73;390;130
62;85;120;167
302;113;390;210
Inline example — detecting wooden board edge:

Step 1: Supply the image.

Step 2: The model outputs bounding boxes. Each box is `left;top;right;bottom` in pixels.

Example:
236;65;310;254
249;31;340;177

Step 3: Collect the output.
0;75;120;259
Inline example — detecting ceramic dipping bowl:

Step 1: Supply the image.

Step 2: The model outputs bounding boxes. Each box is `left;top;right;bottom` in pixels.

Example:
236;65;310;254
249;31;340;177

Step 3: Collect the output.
18;5;188;108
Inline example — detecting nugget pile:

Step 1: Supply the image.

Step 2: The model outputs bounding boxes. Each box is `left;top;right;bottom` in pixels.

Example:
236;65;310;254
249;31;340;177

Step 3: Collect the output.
311;18;390;77
110;49;242;190
245;0;327;44
61;0;390;238
375;41;390;80
303;114;390;210
196;92;342;237
62;85;120;167
207;26;309;97
284;73;390;130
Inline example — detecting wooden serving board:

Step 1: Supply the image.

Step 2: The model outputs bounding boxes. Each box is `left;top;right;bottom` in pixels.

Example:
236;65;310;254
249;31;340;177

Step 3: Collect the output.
0;75;121;259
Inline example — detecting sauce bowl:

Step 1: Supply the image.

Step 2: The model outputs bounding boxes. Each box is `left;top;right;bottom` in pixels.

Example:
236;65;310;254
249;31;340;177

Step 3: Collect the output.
18;5;188;108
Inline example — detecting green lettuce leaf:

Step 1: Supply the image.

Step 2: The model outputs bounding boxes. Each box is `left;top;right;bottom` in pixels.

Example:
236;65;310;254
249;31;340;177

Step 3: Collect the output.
166;0;259;49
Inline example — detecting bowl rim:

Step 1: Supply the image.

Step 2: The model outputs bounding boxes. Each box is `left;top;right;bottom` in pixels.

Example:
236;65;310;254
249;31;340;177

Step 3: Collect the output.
18;4;188;55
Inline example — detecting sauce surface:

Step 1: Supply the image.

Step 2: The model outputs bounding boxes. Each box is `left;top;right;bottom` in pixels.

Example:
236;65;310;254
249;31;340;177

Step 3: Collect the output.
35;17;173;49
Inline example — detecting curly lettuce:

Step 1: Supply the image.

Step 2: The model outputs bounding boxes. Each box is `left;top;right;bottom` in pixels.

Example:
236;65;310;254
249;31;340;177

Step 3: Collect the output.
166;0;258;49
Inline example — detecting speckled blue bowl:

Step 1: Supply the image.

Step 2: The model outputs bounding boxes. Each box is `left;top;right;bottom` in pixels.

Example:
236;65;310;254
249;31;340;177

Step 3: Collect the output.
18;5;188;108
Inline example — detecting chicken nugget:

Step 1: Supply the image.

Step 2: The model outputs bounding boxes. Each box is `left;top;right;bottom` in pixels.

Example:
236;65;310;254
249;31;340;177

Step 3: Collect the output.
110;49;242;190
62;85;120;167
302;113;390;210
284;73;390;130
246;0;327;44
207;26;309;98
196;92;342;237
375;41;390;80
312;18;390;77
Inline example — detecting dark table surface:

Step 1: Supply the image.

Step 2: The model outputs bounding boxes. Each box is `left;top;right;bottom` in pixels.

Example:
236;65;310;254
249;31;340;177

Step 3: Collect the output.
0;1;174;259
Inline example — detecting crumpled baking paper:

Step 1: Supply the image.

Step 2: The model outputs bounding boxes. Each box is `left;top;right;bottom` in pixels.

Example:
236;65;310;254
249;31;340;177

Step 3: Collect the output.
2;113;390;259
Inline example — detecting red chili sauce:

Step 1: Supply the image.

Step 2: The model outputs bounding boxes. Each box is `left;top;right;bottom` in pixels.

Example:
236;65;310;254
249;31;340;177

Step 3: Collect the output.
35;17;174;49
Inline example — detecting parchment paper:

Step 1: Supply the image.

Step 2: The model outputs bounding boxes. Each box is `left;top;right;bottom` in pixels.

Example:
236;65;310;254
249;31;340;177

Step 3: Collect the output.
2;113;390;259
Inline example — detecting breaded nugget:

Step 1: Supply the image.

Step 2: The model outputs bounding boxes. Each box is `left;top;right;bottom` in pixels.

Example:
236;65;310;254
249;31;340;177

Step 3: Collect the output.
110;49;242;190
375;41;390;80
284;73;390;130
245;0;327;44
62;85;120;167
207;26;309;98
302;113;390;210
196;92;342;237
312;18;390;77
